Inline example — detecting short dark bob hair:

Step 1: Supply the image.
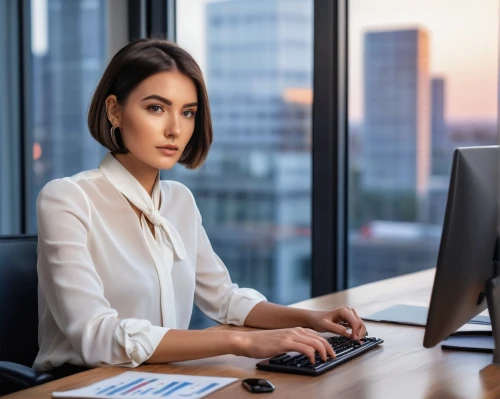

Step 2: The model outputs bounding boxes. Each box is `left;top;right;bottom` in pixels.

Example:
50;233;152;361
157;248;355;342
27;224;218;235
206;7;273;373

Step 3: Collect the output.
88;38;212;169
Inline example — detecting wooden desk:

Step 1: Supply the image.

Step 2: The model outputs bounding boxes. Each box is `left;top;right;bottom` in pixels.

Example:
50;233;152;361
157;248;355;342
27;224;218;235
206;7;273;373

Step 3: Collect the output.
4;269;500;399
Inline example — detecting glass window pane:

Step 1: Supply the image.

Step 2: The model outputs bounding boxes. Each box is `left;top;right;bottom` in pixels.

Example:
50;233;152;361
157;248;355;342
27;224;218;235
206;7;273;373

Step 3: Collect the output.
348;0;499;287
29;0;109;232
0;1;22;234
176;0;314;328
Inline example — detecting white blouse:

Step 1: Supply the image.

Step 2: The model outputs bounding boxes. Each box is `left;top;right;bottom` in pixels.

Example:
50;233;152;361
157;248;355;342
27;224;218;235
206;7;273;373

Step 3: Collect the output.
33;153;266;371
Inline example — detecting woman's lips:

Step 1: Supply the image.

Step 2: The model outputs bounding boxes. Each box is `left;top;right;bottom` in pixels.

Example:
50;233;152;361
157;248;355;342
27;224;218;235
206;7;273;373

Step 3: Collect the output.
157;147;178;157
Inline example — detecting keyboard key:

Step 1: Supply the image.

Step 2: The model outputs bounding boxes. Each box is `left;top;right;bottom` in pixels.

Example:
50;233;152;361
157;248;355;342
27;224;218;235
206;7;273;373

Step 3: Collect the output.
269;354;291;364
334;347;355;357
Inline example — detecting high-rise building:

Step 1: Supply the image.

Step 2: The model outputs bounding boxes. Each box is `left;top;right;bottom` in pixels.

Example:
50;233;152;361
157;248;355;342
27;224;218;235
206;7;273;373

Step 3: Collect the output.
431;77;446;152
430;77;451;176
362;28;431;197
169;0;313;328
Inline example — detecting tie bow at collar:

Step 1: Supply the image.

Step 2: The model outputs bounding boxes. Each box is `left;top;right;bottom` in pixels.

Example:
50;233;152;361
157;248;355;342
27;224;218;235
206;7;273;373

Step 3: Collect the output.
148;210;163;227
98;153;186;260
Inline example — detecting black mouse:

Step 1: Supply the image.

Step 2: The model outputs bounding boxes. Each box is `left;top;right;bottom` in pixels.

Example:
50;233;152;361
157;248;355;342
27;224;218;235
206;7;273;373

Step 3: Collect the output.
241;378;275;393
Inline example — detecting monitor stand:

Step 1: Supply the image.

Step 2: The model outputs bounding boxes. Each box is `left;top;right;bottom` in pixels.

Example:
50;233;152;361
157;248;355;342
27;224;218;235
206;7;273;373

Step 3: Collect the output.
441;275;500;364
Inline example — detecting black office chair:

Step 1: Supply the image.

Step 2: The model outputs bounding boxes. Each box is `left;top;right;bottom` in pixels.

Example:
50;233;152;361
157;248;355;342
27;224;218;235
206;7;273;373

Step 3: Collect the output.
0;235;54;395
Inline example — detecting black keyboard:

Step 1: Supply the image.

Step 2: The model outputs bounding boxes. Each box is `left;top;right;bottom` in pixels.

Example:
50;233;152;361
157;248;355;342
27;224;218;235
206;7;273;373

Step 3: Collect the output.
256;335;383;376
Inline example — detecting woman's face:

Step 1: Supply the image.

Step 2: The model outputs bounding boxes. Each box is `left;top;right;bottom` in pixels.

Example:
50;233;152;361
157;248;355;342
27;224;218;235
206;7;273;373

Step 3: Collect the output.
109;70;198;171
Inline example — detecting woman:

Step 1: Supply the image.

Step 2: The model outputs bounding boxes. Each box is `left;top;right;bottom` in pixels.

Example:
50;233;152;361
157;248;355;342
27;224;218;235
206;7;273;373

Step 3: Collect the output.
34;38;366;375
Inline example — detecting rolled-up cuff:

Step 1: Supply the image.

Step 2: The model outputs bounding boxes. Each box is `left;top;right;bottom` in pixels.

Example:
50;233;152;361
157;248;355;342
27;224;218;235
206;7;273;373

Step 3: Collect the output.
226;289;267;326
113;319;169;367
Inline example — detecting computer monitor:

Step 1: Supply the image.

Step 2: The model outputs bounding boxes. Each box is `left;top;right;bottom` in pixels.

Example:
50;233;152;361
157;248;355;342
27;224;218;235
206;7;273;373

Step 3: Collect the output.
423;146;500;363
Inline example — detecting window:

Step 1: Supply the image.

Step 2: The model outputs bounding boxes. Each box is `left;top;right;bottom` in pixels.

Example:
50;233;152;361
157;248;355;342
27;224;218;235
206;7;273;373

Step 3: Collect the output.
348;0;499;287
27;0;112;232
175;0;314;328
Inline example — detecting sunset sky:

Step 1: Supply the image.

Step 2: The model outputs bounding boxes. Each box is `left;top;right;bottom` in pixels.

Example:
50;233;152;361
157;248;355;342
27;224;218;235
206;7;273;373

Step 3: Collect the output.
349;0;499;123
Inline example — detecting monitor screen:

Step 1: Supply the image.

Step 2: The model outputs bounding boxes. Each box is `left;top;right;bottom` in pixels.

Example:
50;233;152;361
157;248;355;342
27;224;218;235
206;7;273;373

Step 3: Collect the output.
423;146;499;349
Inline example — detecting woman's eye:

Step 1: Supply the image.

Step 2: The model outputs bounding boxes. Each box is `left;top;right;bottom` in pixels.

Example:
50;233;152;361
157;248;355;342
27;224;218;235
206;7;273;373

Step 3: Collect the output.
183;110;195;118
147;105;163;113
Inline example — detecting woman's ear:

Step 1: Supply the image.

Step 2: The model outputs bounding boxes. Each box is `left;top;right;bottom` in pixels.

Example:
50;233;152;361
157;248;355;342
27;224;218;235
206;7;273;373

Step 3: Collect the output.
105;95;122;126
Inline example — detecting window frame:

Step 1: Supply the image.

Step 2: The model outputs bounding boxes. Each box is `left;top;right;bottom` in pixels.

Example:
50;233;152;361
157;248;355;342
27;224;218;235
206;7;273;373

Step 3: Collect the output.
128;0;176;41
22;0;35;233
312;0;349;295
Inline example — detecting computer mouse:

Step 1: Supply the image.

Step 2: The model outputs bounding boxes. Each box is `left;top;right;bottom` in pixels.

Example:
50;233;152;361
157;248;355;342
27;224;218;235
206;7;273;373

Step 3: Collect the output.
241;378;275;393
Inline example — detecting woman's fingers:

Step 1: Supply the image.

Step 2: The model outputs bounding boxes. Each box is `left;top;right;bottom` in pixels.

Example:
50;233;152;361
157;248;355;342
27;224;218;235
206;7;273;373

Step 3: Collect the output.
350;308;367;339
283;328;335;363
323;320;353;339
338;307;364;341
301;329;336;359
292;330;329;362
288;342;318;364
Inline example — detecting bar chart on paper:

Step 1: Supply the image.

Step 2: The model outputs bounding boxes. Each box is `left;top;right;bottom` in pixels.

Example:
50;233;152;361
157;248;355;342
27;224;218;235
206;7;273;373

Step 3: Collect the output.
51;371;238;399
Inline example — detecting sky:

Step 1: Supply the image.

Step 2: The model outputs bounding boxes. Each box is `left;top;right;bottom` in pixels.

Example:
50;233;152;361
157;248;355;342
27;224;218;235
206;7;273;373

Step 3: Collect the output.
32;0;499;123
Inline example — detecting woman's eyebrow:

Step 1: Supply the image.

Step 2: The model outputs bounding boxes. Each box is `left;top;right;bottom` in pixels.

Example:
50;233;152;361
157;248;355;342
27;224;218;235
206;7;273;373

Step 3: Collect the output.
141;94;198;108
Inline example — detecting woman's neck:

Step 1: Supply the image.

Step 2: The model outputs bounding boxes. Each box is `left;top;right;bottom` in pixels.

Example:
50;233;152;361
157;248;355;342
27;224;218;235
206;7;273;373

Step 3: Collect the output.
113;153;158;197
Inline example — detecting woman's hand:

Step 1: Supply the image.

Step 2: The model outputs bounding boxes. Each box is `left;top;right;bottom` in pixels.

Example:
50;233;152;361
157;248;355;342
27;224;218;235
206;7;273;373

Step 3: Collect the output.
306;307;367;342
233;328;335;364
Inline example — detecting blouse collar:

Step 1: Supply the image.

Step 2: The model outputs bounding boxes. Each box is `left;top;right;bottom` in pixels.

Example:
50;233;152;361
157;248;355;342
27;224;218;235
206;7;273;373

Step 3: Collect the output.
98;153;187;260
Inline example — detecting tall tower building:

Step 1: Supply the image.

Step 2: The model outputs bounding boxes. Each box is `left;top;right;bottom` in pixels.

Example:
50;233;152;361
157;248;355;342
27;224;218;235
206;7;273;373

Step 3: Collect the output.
431;77;446;153
362;28;431;196
430;77;452;177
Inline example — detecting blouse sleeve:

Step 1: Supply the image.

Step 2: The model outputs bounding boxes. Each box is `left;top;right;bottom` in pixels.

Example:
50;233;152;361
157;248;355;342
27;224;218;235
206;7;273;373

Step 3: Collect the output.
36;178;169;367
192;203;267;326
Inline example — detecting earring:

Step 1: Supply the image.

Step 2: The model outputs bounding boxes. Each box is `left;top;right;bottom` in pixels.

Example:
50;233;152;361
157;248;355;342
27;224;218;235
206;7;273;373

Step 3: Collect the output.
110;125;120;149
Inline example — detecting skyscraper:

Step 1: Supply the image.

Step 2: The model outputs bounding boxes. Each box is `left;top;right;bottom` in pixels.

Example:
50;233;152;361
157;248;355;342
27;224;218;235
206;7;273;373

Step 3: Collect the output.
431;77;446;153
362;28;431;197
430;77;452;176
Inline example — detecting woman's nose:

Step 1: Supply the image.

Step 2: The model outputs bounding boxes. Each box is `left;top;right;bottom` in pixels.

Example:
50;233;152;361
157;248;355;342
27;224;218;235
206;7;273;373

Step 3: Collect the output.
166;115;181;138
